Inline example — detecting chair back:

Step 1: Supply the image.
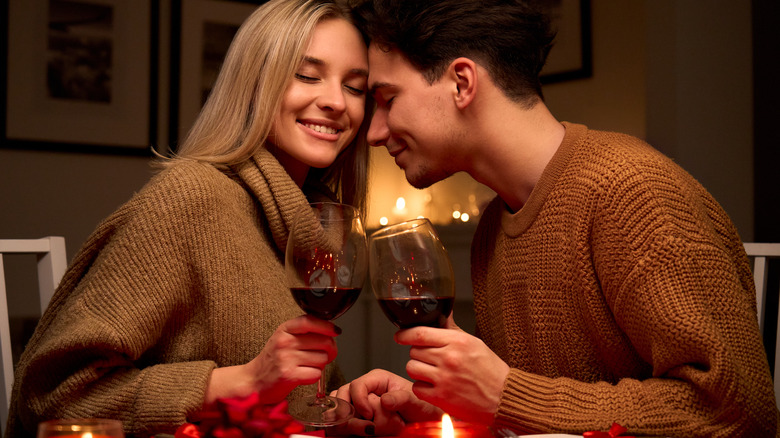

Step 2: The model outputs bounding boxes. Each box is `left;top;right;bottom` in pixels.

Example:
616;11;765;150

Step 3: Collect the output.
743;242;780;410
0;237;67;433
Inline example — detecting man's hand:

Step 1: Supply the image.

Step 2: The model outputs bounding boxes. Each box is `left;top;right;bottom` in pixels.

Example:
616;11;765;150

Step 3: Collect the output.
396;317;510;424
329;369;442;436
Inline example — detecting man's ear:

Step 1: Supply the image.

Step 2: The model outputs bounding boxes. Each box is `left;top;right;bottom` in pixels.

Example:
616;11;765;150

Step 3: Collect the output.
448;57;477;109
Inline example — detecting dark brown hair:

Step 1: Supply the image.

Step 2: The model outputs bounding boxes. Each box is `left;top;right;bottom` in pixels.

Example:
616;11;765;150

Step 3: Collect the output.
352;0;555;105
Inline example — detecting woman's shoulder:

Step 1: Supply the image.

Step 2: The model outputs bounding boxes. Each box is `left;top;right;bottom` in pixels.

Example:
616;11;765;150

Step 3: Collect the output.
147;160;244;199
122;160;249;222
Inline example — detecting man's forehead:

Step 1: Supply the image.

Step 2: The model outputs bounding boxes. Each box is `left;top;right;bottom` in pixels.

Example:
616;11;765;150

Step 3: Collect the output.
368;45;404;87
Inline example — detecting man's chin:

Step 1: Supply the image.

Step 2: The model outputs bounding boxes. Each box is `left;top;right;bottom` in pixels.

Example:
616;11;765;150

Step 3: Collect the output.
404;170;442;190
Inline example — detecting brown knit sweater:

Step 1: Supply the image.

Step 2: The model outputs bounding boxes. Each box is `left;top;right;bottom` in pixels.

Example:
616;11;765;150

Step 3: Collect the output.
471;123;777;436
6;149;340;437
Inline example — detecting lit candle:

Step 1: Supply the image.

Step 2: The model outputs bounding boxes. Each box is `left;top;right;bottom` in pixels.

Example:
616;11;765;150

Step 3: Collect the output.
442;414;455;438
400;414;493;438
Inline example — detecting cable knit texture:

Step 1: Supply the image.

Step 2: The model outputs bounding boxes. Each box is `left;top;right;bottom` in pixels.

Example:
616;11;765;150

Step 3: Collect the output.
472;123;778;437
6;149;341;437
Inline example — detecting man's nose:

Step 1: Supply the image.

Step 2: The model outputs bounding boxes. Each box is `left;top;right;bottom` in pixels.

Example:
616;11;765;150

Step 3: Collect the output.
367;109;389;147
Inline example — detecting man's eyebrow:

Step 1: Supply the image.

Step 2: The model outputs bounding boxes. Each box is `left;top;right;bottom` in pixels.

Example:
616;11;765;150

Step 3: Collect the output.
302;56;368;77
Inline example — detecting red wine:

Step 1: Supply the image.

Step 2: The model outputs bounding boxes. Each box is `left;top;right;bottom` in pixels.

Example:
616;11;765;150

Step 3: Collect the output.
290;287;362;320
377;296;454;328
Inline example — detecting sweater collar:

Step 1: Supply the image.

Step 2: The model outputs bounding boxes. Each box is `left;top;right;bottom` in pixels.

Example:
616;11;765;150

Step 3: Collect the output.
499;122;587;237
232;148;310;252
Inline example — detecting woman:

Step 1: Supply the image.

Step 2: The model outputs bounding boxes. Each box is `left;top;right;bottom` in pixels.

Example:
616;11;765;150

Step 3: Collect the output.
6;0;370;436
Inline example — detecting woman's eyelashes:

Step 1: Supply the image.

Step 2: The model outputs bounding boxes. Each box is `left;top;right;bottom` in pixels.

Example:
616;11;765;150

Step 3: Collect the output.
295;73;317;82
345;83;367;95
294;73;366;96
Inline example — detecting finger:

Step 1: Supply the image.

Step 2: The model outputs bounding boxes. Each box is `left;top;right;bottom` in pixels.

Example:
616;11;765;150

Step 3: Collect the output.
370;398;407;436
342;369;413;420
380;390;442;423
349;375;377;420
395;326;449;347
332;383;352;403
283;315;341;336
284;334;339;362
408;345;436;364
406;358;438;385
293;350;332;370
411;379;436;403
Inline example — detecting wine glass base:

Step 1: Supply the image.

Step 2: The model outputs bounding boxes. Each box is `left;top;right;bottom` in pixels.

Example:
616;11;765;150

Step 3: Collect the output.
288;395;355;427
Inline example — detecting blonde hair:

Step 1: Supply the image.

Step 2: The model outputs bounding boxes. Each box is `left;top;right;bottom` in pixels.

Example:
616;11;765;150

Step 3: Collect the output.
159;0;370;215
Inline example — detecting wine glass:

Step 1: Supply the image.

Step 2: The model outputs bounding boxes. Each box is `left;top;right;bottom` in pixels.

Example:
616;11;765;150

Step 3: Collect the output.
285;202;368;427
37;418;124;437
369;218;455;329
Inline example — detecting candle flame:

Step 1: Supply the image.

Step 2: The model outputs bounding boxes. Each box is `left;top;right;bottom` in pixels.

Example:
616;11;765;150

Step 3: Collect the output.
82;433;93;438
441;414;454;438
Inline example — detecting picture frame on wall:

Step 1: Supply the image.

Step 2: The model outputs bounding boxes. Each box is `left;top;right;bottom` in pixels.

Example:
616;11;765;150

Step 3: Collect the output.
538;0;592;84
171;0;260;148
3;0;157;154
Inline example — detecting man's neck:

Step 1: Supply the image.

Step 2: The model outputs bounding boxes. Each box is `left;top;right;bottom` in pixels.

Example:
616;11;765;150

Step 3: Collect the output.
465;99;565;213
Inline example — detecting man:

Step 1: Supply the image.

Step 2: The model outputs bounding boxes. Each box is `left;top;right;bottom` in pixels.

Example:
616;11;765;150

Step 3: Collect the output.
335;0;778;436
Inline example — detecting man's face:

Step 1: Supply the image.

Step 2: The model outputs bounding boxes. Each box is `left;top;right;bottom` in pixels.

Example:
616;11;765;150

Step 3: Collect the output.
367;44;460;189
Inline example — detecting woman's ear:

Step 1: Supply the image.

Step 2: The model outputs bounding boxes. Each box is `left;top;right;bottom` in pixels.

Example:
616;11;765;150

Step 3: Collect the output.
448;57;477;109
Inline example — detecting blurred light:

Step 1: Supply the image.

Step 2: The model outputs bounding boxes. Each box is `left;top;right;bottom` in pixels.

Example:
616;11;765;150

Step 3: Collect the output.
379;217;389;226
461;213;470;222
452;210;461;220
396;197;406;210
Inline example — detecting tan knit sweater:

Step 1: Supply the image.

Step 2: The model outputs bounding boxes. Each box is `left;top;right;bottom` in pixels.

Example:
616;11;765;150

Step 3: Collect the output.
6;149;340;437
472;123;777;437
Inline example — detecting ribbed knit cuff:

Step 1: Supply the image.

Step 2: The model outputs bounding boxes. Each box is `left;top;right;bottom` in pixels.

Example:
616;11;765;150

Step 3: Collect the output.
497;368;598;432
131;360;217;434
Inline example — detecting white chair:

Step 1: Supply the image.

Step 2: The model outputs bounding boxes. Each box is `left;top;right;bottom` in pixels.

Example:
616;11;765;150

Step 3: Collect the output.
0;237;67;433
743;242;780;410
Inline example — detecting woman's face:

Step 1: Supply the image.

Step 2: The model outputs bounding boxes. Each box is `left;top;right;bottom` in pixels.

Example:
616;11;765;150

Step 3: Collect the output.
270;18;368;186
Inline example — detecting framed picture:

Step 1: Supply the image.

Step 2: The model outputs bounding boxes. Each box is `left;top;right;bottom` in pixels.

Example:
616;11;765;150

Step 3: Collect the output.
3;0;157;154
171;0;261;147
538;0;592;84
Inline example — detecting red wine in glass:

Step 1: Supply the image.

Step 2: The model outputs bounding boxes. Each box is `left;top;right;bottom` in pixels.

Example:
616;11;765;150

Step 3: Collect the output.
290;287;362;321
377;295;455;329
369;218;455;328
285;202;367;427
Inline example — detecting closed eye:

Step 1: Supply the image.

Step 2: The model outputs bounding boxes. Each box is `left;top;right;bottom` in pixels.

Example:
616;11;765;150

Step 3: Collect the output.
345;85;366;96
295;73;318;82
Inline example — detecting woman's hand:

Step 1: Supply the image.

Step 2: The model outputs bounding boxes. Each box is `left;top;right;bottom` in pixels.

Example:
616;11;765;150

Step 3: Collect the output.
329;369;444;436
202;315;340;407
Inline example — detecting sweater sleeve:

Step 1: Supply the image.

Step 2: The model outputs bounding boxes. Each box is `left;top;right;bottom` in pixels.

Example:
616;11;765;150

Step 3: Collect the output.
494;237;776;436
9;163;238;437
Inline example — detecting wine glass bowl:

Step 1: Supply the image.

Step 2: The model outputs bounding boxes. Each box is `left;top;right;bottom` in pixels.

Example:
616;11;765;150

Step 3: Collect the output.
285;202;368;426
369;218;455;329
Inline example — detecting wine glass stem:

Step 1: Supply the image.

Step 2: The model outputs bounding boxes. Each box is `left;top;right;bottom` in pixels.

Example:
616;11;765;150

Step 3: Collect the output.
316;373;326;399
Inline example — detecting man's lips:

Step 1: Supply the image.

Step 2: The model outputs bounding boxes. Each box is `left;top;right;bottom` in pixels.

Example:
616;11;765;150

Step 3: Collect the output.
387;146;405;158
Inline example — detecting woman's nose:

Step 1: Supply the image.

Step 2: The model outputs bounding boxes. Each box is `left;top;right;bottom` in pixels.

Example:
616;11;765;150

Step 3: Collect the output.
318;84;347;112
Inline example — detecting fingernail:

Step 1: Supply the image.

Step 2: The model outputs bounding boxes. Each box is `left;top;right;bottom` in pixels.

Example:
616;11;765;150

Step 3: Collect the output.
365;425;375;435
334;325;342;335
